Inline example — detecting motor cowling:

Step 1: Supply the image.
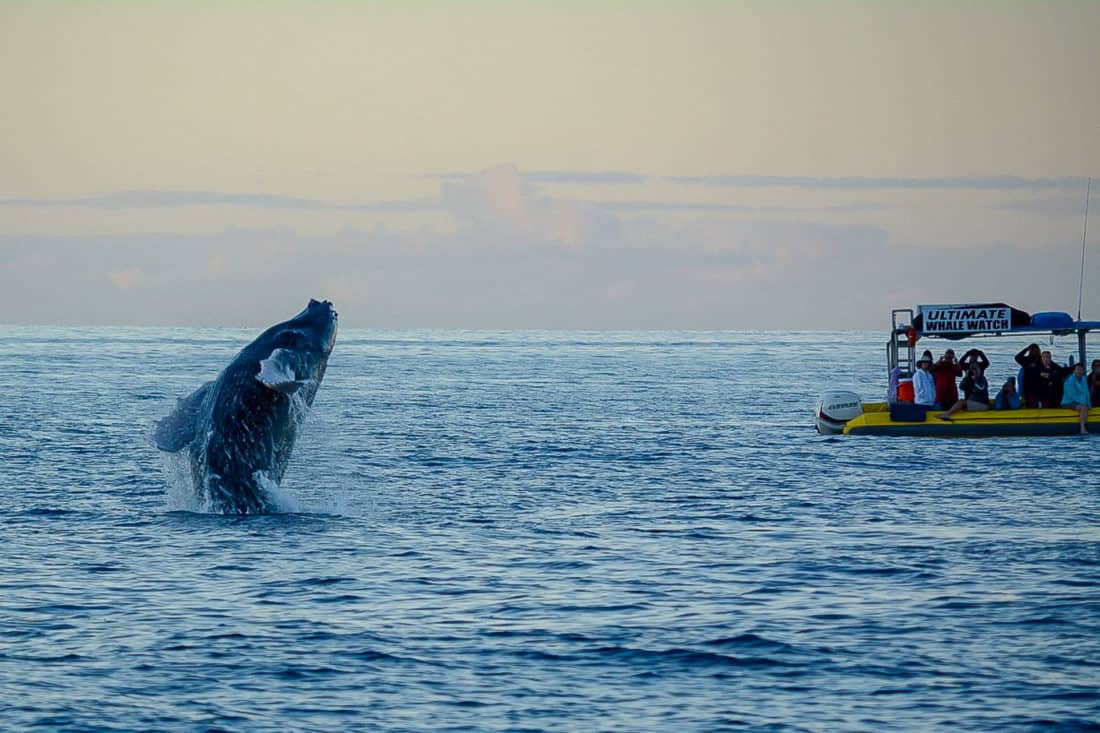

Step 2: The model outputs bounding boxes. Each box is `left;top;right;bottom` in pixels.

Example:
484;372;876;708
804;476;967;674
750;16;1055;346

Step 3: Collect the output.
815;390;863;434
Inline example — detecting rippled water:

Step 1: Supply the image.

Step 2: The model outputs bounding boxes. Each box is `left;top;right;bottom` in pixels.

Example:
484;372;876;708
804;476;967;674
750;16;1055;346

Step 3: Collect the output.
1;326;1097;732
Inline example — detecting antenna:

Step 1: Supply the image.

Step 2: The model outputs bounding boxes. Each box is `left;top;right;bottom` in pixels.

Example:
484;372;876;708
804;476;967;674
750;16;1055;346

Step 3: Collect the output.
1078;176;1092;321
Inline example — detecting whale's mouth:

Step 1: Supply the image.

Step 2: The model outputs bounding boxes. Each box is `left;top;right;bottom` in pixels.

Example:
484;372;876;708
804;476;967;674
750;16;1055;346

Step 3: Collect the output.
295;299;338;356
320;302;338;355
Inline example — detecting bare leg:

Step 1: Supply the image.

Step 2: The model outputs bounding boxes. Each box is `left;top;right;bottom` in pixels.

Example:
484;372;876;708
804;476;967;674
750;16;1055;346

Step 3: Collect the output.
1078;405;1088;434
937;400;967;420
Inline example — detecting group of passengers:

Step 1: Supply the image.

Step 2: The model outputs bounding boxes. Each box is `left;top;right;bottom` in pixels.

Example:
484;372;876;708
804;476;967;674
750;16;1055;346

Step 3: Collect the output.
910;344;1098;434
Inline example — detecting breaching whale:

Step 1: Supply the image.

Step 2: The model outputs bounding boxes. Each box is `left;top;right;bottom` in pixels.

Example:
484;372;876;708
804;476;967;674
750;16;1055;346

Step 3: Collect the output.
153;299;338;514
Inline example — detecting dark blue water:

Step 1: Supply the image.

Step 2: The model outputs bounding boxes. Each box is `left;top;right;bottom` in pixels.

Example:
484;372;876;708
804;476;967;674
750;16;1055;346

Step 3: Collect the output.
1;326;1097;732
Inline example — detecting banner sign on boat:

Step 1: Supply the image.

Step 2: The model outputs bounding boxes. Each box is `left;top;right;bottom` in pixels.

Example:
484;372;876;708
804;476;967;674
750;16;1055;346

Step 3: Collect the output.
920;305;1010;334
915;303;1031;336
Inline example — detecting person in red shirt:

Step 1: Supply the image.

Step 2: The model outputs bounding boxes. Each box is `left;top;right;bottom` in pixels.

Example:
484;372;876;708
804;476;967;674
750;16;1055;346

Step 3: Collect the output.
931;348;963;409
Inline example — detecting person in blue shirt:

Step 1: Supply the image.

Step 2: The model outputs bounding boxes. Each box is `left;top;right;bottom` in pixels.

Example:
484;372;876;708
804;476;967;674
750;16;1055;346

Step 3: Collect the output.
994;377;1021;410
1061;362;1091;434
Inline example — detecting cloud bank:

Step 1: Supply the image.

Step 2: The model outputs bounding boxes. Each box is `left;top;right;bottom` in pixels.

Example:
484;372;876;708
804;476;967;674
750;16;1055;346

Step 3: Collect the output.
0;167;1095;329
0;190;440;212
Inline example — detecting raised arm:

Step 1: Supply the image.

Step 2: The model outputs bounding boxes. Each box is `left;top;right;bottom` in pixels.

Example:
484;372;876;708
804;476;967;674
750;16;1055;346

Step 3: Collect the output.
961;348;988;370
971;349;990;371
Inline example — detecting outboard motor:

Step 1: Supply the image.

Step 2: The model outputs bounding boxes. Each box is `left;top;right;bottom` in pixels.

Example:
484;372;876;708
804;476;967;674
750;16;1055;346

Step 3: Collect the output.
815;390;863;434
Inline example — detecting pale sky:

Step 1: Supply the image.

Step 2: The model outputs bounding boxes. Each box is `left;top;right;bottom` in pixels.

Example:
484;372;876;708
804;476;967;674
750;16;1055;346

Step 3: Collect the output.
1;1;1098;328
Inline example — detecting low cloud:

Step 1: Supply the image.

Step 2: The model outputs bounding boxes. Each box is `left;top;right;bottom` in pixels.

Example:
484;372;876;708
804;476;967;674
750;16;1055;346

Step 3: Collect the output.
656;175;1087;191
997;195;1092;217
107;267;146;289
3;171;1083;222
3;208;1089;329
438;171;1089;191
441;165;618;248
597;200;893;214
527;170;647;185
1;165;1093;328
207;253;228;279
0;190;441;212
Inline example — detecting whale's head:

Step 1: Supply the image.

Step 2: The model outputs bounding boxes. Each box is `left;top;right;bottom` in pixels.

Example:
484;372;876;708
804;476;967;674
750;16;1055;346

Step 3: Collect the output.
250;299;339;398
287;298;339;358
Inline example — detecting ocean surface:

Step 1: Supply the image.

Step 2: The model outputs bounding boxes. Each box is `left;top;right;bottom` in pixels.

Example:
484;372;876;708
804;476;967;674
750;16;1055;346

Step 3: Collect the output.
0;325;1097;732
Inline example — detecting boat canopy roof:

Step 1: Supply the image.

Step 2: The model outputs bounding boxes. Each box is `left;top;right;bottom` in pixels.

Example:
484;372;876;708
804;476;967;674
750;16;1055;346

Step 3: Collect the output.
909;302;1100;339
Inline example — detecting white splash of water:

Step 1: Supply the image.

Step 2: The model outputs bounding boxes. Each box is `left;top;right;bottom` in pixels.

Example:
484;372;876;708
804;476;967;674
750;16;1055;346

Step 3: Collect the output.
253;470;301;513
289;388;312;425
160;450;209;513
267;390;318;513
275;390;377;517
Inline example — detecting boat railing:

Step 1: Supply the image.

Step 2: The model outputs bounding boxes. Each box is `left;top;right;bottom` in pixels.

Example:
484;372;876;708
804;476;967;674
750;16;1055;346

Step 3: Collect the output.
888;308;916;377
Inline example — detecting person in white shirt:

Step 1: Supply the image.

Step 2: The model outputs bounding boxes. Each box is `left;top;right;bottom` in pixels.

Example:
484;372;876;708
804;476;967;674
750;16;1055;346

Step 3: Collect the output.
913;351;937;407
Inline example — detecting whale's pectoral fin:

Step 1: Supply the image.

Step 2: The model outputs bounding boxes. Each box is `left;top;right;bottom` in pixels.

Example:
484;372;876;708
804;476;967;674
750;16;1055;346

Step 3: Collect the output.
256;348;309;394
153;381;212;452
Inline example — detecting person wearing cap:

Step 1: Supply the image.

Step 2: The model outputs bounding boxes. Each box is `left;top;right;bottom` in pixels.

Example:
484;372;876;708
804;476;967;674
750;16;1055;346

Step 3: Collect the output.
932;348;963;408
913;352;937;408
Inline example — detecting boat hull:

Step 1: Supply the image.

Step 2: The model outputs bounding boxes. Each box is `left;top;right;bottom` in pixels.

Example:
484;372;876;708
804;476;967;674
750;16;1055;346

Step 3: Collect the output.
843;402;1100;437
